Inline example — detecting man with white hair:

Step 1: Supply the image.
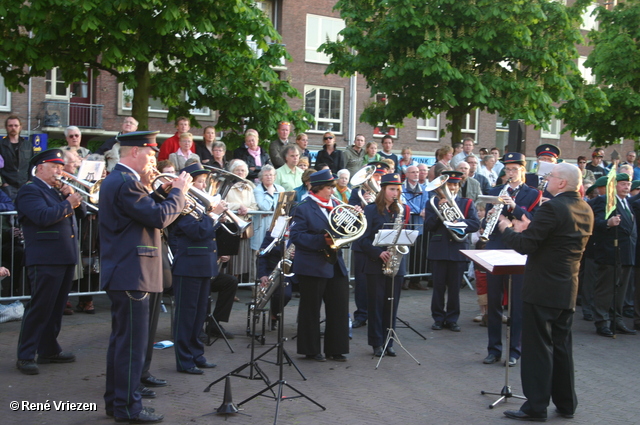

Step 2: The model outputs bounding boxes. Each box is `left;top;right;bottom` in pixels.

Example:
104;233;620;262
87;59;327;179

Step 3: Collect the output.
63;126;90;158
498;163;593;422
456;161;481;202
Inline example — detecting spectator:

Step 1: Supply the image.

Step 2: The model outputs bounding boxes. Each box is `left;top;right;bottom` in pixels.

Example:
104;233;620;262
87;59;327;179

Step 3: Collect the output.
168;132;200;170
298;156;309;171
398;147;419;180
378;134;399;171
233;129;271;182
99;116;139;172
0;115;33;200
63;126;91;158
315;132;344;174
275;145;304;191
343;134;366;178
158;116;195;161
209;141;228;170
294;169;314;203
294;133;311;160
269;121;291;168
451;137;475;169
466;154;491;195
417;163;429;189
252;164;284;256
586;148;607;180
334;169;351;203
428;146;453;181
478;155;498;186
195;126;217;165
457;161;481;202
363;141;381;165
490;147;504;175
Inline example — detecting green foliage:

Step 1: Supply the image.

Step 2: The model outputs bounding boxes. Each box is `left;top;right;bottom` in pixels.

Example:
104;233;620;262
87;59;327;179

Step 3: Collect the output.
321;0;590;144
559;1;640;147
0;0;311;151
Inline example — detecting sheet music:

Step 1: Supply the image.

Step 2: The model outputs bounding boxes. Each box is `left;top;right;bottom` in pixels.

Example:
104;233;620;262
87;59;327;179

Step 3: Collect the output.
476;250;527;266
77;160;105;182
373;229;419;246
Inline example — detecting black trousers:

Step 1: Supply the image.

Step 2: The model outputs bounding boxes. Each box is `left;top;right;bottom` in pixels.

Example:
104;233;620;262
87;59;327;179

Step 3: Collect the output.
296;274;349;356
140;291;162;381
366;273;402;348
519;302;577;417
430;260;465;324
210;273;238;323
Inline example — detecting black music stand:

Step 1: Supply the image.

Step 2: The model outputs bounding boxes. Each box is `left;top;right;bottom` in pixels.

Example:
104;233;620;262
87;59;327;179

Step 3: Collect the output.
461;249;527;409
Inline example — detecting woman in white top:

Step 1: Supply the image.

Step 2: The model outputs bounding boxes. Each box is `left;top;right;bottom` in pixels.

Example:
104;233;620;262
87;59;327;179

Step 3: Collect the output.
478;155;498;187
168;132;200;170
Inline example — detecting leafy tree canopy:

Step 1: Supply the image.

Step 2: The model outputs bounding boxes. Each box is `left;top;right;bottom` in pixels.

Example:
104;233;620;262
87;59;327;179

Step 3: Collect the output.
560;1;640;147
321;0;592;144
0;0;311;148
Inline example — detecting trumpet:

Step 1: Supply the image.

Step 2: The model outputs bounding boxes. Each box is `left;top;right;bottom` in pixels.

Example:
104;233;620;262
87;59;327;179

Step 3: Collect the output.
151;169;251;236
55;171;102;211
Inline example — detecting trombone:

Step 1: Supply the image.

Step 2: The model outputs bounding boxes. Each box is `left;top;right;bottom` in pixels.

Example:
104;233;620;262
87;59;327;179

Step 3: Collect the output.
55;171;102;212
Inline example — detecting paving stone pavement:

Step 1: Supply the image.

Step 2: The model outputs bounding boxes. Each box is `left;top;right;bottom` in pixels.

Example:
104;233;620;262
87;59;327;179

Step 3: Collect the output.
1;284;638;425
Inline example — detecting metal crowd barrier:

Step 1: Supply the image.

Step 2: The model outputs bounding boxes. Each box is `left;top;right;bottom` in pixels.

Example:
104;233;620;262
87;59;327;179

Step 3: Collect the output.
0;211;434;302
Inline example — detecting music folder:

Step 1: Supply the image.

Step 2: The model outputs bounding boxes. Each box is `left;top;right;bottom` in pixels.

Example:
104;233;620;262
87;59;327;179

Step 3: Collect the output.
373;225;420;247
460;249;526;275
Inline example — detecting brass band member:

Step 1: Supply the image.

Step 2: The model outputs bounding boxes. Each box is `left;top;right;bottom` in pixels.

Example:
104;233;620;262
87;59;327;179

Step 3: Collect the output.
359;173;409;357
290;169;350;362
483;152;541;367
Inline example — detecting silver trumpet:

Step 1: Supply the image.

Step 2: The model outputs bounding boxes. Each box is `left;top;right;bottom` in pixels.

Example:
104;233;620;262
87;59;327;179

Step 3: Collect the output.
55;171;103;211
151;170;251;236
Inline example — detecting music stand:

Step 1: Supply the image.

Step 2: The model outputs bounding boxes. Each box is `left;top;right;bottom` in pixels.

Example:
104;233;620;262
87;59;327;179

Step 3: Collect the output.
373;224;422;369
460;249;527;409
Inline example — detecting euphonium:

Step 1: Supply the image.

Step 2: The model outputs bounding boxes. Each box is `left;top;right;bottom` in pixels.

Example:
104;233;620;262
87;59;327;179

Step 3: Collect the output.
480;178;511;242
255;244;295;310
383;198;409;277
350;165;380;205
428;176;468;242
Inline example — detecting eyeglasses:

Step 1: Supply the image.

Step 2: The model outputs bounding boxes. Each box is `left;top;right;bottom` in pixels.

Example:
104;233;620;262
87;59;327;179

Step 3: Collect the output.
323;136;334;140
68;134;80;138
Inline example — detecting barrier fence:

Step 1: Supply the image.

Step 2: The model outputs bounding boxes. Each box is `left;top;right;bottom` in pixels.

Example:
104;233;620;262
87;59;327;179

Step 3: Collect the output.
0;211;433;303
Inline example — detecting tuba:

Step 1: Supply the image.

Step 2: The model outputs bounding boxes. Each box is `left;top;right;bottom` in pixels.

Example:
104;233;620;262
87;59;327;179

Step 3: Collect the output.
350;165;380;205
427;175;468;242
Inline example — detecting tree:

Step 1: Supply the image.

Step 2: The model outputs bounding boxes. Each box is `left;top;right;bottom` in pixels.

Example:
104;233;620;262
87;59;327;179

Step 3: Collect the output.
559;1;640;147
320;0;591;145
0;0;310;148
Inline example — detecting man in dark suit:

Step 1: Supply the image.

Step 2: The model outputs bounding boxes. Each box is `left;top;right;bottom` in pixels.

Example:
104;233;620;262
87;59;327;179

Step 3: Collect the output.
99;131;190;423
497;163;593;422
15;149;86;375
424;171;479;332
590;172;637;336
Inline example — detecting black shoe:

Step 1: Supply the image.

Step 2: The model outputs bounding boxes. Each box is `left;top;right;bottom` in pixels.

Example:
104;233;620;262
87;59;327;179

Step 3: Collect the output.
270;320;278;331
431;321;443;330
37;351;76;364
305;354;326;362
178;367;204;375
373;346;384;357
401;281;409;290
114;408;164;423
583;314;594;321
615;323;637;335
107;407;156;418
504;410;547;422
16;360;39;375
141;375;167;387
596;326;614;337
327;354;347;362
445;322;461;332
386;347;397;357
483;353;501;364
209;324;235;339
555;408;574;419
506;357;517;367
352;319;366;328
139;387;156;399
195;361;217;369
623;309;634;318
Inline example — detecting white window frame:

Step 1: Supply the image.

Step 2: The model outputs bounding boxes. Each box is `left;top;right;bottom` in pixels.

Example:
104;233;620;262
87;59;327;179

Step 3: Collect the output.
305;14;345;64
0;75;10;112
45;67;70;99
578;56;595;84
373;94;397;138
120;86;211;116
303;85;344;134
581;3;599;31
463;110;479;137
541;118;562;139
416;115;440;141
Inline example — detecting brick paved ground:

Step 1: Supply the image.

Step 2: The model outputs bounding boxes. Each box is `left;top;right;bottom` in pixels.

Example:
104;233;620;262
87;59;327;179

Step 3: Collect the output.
1;284;638;425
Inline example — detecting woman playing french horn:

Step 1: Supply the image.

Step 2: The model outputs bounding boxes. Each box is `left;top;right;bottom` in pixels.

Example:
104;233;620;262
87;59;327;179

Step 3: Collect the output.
424;170;479;332
358;172;409;358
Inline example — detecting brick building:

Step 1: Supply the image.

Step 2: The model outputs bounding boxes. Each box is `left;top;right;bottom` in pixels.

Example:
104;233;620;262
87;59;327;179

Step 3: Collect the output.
0;0;634;164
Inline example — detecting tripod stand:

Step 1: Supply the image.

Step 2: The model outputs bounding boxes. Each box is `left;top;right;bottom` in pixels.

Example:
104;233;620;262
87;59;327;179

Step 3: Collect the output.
237;238;325;425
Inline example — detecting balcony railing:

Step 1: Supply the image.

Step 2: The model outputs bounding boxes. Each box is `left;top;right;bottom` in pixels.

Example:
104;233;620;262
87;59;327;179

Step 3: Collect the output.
41;100;104;129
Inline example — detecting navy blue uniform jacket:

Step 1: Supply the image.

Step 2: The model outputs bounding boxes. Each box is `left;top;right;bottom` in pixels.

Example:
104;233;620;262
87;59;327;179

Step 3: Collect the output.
99;164;186;292
171;211;220;278
289;198;348;278
591;195;636;266
16;178;87;266
424;196;480;262
359;203;410;275
485;183;541;249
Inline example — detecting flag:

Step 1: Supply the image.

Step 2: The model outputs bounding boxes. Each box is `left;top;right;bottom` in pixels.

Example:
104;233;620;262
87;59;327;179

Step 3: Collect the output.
605;165;618;220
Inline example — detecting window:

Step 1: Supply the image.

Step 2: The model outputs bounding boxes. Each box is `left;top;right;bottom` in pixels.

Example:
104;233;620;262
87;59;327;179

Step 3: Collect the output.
304;85;343;133
462;110;478;140
495;113;510;152
373;94;397;138
121;87;210;116
0;76;10;111
541;118;561;139
306;14;345;64
45;68;69;98
581;3;599;31
578;56;595;84
416;116;440;141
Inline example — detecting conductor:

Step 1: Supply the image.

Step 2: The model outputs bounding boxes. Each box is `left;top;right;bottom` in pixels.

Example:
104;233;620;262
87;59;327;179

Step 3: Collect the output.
497;163;593;422
99;131;190;423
